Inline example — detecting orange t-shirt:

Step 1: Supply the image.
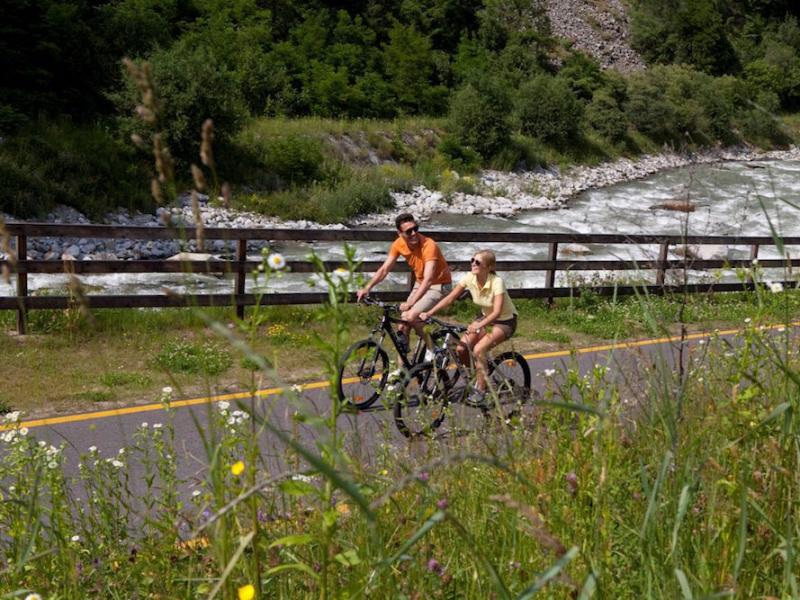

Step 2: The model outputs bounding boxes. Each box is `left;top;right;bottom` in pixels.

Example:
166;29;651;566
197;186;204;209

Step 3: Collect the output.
389;234;451;285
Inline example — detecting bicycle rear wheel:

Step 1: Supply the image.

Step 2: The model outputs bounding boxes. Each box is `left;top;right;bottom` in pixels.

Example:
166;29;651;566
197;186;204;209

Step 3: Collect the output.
337;340;389;409
484;352;532;421
393;362;450;438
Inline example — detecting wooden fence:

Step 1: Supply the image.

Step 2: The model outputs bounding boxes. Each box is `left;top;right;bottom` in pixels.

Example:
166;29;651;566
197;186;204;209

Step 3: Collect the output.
2;223;799;334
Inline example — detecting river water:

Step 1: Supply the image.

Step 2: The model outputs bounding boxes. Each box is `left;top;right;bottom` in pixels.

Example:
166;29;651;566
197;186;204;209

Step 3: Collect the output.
7;159;800;297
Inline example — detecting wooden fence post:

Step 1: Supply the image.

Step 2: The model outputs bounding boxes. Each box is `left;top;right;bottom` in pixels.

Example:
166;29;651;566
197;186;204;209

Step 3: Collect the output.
656;241;669;286
235;239;246;320
16;234;27;335
545;242;558;306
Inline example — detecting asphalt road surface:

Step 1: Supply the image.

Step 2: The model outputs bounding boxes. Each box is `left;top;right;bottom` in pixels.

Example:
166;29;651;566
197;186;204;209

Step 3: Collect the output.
2;325;766;497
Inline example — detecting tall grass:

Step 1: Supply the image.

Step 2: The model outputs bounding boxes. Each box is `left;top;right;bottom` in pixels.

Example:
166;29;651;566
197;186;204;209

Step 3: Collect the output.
2;252;800;598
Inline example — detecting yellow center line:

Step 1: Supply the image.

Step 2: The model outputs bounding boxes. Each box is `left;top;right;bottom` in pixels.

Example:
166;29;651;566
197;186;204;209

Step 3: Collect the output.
6;322;795;431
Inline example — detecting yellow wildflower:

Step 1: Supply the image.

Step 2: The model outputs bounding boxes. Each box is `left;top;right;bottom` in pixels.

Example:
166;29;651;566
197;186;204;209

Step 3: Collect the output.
231;461;245;476
238;584;256;600
336;502;351;516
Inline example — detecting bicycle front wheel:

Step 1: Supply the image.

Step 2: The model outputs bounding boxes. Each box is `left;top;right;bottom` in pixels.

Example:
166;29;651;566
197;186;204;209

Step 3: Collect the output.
393;362;450;438
484;352;532;421
337;340;389;409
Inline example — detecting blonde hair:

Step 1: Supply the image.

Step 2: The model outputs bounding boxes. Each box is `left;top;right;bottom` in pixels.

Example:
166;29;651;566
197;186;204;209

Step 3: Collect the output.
473;249;497;274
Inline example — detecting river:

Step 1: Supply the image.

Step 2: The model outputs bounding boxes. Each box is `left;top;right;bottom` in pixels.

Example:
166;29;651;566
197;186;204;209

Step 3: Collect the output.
6;159;800;297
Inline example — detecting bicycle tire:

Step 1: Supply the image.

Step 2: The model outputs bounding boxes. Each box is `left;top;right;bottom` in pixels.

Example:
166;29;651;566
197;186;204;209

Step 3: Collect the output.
393;362;450;438
483;352;532;421
337;339;389;409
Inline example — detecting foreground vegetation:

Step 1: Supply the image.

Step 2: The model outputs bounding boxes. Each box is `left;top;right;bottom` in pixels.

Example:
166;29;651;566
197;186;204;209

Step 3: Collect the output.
1;259;800;597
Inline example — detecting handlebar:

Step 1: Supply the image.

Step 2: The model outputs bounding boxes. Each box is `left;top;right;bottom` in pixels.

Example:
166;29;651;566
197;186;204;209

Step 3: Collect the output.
424;316;467;333
359;296;400;313
360;297;468;333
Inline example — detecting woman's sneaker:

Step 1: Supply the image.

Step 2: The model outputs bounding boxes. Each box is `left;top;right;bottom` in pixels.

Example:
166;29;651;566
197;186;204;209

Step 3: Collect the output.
466;387;486;405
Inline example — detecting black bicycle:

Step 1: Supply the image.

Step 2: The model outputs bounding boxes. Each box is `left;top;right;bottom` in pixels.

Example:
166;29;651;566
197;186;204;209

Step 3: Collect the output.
392;317;531;438
337;297;443;410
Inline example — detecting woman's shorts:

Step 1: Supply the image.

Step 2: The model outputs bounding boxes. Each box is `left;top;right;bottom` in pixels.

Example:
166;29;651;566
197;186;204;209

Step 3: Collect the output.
472;314;517;339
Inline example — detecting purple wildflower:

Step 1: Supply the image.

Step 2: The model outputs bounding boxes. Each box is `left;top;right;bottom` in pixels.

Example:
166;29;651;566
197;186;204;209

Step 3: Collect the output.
436;498;448;510
417;471;430;483
427;558;441;573
565;472;578;496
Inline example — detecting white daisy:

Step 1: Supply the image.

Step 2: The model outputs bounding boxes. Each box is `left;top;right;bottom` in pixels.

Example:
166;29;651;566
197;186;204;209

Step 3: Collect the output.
267;253;286;270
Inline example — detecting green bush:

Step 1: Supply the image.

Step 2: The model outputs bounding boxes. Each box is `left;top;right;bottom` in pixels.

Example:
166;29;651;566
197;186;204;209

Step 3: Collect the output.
735;90;784;144
437;135;482;172
261;135;327;188
584;90;629;143
447;82;512;160
625;65;732;146
242;170;393;224
0;120;152;218
310;173;394;223
559;52;607;101
515;75;583;146
114;39;251;161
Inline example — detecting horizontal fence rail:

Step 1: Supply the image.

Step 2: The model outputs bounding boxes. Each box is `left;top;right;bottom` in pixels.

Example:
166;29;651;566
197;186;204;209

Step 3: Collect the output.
2;223;798;335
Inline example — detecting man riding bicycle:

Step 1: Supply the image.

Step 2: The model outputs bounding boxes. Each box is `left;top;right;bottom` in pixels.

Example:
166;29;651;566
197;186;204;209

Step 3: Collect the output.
356;213;452;353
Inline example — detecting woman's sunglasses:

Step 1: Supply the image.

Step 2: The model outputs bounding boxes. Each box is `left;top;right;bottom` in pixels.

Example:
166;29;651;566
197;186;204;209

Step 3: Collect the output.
471;257;481;266
400;225;419;236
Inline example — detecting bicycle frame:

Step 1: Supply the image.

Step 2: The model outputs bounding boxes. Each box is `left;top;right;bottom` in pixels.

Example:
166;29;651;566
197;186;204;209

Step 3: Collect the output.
370;306;428;370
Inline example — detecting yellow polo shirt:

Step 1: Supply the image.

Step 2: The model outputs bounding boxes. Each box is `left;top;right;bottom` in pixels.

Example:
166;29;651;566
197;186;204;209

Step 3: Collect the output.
458;272;517;322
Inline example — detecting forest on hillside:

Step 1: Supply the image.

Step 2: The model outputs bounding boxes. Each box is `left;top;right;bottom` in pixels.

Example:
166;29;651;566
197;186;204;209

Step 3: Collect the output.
2;0;800;219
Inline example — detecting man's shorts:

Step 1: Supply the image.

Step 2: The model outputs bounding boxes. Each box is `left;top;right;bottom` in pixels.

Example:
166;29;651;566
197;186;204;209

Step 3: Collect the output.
408;282;451;314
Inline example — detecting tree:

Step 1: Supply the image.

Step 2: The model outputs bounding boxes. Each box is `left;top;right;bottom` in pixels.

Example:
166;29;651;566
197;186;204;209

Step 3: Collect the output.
448;81;512;159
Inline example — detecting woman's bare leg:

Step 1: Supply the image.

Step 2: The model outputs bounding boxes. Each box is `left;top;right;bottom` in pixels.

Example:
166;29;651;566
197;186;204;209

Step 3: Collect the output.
473;327;508;391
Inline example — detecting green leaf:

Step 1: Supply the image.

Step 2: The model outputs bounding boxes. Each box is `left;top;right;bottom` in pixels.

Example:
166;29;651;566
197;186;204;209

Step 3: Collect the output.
734;480;748;580
383;509;446;566
577;573;597;600
334;549;361;566
534;400;605;416
757;401;791;429
256;418;375;521
448;516;512;600
641;450;673;538
266;562;320;580
278;479;317;497
206;531;254;600
516;546;578;599
322;508;338;529
675;568;693;600
270;534;313;548
670;484;691;555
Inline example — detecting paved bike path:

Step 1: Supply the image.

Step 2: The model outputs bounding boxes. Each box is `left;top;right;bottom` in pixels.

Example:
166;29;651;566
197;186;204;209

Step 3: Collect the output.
2;325;765;491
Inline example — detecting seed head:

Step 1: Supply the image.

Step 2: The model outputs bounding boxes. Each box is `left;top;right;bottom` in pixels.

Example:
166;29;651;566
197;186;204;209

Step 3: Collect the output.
200;119;215;168
191;164;206;191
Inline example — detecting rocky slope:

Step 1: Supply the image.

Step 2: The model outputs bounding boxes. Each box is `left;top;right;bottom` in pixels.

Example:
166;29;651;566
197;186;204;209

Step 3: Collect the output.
546;0;646;72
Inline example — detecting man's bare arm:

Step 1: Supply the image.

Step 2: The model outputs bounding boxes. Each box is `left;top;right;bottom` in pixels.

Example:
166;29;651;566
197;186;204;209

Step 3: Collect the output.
399;260;436;311
357;254;398;301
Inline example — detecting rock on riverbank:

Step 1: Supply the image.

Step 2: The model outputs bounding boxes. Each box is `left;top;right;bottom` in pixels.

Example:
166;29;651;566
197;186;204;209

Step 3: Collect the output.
355;145;800;227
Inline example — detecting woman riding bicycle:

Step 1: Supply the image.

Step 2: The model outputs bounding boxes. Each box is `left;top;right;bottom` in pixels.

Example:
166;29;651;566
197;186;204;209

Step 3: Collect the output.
419;249;518;403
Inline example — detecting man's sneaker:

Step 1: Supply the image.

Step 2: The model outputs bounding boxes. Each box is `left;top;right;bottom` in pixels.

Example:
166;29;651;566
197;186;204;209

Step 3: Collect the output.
396;332;410;355
466;387;486;405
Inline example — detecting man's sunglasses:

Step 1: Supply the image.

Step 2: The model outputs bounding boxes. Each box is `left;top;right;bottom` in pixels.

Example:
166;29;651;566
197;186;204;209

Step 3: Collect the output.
471;258;481;266
400;225;419;236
